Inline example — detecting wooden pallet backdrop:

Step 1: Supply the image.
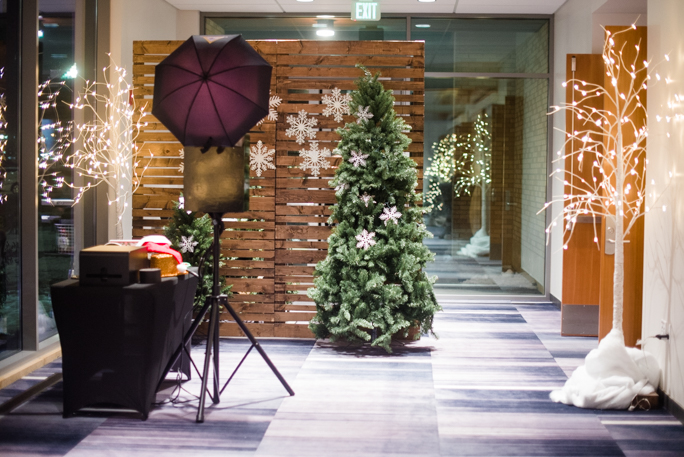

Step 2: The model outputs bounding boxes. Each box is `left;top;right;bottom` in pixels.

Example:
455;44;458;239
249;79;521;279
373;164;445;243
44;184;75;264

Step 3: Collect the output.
132;40;425;338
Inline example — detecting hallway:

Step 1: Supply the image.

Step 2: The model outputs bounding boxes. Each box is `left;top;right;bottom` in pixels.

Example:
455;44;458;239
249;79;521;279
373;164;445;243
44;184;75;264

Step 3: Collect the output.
0;294;682;456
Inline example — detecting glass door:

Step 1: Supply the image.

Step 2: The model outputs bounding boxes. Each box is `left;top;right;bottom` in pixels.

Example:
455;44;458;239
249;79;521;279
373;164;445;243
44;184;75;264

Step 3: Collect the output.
414;18;550;295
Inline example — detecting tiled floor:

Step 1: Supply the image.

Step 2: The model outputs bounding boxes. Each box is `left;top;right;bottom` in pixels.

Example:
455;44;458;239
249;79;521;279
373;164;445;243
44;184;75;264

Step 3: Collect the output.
0;293;682;456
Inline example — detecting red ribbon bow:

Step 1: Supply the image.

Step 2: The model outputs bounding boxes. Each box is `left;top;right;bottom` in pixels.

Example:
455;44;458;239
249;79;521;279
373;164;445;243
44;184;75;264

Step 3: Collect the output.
144;242;183;265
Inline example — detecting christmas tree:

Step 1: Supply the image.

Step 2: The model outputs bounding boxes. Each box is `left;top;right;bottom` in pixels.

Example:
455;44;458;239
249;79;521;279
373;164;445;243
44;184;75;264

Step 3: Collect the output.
164;195;231;308
308;67;440;352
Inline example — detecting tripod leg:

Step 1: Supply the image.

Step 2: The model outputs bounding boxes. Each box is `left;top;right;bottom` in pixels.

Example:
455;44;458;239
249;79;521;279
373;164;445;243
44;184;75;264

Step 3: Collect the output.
196;296;217;423
212;294;221;404
222;300;295;396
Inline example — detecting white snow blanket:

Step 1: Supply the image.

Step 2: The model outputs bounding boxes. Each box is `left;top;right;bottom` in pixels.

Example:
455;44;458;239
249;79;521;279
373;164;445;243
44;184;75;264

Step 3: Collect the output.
459;228;490;258
550;329;660;409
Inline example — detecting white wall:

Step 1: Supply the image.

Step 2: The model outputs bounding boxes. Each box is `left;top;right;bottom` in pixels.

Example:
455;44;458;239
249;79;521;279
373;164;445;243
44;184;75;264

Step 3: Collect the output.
108;1;201;239
645;0;684;412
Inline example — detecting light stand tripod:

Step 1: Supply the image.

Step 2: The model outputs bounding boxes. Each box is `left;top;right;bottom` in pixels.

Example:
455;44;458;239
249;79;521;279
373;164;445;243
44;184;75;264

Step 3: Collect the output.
193;212;294;423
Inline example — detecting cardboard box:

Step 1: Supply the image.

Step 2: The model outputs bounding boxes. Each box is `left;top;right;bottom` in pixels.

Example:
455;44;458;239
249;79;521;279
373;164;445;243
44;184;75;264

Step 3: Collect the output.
79;245;150;286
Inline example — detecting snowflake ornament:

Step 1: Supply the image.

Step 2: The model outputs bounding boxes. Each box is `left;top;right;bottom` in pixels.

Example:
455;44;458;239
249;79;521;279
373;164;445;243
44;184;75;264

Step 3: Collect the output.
355;105;374;125
178;196;185;209
355;229;376;250
322;88;352;122
286;109;318;144
360;193;374;207
380;206;402;225
349;151;369;168
334;182;349;195
179;235;198;253
299;141;331;176
178;148;184;173
257;95;282;126
249;140;276;177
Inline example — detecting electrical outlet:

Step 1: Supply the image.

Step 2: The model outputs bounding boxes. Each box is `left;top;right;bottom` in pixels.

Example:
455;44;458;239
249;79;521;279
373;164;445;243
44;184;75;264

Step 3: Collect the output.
660;319;670;337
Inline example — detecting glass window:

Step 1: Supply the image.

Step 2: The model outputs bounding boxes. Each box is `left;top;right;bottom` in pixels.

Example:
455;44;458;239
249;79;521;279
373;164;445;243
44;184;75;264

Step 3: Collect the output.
423;77;548;295
37;1;76;341
0;1;21;361
205;16;407;41
412;18;549;74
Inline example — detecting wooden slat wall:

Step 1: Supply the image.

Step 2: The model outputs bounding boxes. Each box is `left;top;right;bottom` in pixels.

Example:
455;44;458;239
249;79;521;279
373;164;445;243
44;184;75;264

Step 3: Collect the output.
132;40;425;338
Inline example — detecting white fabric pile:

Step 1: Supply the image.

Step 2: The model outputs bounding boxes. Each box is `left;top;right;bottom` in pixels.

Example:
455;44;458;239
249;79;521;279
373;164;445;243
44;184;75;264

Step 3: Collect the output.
550;328;660;409
458;228;490;258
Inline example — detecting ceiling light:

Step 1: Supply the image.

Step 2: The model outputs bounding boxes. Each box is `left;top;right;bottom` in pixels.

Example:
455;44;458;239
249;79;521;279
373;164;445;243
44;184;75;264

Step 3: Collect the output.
317;15;335;18
415;24;431;28
417;0;436;2
316;29;335;37
297;0;314;2
313;20;333;28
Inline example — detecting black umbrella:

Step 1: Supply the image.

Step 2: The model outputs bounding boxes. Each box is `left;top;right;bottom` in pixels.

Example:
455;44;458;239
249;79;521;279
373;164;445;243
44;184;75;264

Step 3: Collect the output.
152;35;272;151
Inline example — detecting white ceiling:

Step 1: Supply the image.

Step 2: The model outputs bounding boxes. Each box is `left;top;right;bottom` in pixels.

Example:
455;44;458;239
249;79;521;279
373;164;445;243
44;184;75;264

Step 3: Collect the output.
165;0;568;15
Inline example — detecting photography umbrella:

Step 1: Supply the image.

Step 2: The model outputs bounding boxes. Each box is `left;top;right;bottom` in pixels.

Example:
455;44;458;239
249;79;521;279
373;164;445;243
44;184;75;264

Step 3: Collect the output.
150;36;292;423
152;35;272;149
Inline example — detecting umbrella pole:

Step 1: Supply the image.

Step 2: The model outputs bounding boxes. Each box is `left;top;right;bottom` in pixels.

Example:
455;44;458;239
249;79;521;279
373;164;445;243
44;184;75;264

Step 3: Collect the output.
196;213;295;423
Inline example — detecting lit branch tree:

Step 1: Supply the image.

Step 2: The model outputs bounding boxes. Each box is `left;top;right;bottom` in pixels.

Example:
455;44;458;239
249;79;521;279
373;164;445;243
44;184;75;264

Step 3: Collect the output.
425;114;491;255
544;26;650;338
0;67;8;203
63;58;149;239
545;25;676;409
37;80;74;201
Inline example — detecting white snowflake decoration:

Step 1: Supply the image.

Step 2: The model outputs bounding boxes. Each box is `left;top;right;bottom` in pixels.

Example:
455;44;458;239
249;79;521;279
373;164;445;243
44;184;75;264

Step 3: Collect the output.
349;151;369;168
178;148;184;173
322;88;352;122
360;193;373;207
380;206;402;226
286;109;318;144
299;141;331;177
334;182;349;195
179;235;198;253
355;229;376;250
257;95;282;126
178;196;184;209
249;140;276;177
355;105;374;125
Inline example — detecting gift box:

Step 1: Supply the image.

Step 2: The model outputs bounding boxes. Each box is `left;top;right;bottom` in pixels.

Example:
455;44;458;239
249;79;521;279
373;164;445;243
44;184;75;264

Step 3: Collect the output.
79;245;150;286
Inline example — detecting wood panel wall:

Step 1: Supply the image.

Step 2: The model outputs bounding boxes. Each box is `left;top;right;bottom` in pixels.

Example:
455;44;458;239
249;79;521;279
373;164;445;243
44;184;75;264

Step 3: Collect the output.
132;40;425;338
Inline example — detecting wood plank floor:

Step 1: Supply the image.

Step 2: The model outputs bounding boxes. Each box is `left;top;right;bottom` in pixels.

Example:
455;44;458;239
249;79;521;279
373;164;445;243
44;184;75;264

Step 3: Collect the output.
0;294;682;456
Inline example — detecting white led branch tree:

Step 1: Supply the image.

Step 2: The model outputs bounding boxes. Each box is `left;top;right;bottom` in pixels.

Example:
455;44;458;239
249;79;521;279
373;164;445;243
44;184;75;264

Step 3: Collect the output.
63;58;149;239
546;25;678;409
544;26;652;336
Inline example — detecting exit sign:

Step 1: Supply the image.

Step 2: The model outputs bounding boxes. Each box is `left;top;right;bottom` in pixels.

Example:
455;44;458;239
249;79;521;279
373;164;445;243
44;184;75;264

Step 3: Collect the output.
353;1;381;21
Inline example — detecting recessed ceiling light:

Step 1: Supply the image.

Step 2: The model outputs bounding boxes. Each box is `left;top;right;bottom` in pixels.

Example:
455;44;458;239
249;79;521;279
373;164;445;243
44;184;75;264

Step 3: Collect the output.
317;15;335;18
417;0;436;2
316;29;335;37
297;0;314;2
415;24;431;28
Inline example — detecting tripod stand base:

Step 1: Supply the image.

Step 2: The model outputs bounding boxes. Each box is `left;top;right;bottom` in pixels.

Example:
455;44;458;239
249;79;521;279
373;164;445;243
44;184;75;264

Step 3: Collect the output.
195;213;295;423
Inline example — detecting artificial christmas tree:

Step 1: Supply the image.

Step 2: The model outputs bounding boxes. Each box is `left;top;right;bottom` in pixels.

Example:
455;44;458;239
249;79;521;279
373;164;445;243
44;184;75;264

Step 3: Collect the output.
308;67;440;352
164;195;231;308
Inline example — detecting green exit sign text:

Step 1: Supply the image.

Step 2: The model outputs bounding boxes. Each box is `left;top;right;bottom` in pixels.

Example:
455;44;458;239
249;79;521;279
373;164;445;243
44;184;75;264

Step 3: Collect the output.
353;1;381;21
